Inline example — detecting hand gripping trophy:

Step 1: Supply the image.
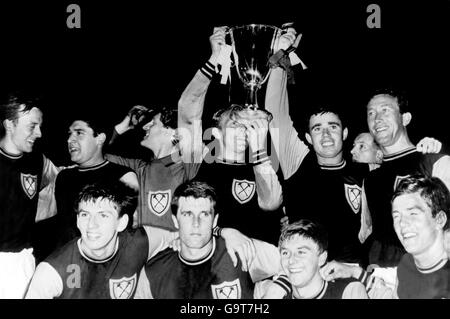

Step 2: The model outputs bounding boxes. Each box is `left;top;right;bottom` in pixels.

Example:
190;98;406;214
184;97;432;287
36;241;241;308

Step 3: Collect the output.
222;23;304;121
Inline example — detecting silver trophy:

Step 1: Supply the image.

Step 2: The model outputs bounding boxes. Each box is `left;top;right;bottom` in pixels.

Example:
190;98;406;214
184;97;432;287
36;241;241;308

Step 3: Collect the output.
227;24;281;109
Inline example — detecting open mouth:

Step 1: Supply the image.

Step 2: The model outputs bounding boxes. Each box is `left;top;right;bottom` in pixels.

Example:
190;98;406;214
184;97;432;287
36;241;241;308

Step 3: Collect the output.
86;233;101;241
321;140;334;147
288;267;304;273
402;232;417;240
375;126;388;133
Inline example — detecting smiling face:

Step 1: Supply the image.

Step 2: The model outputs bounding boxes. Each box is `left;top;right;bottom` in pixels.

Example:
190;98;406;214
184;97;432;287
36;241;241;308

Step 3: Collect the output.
67;120;104;167
6;106;43;154
174;196;218;252
392;192;445;257
140;113;174;152
305;112;347;164
367;94;410;148
280;234;327;289
77;198;128;260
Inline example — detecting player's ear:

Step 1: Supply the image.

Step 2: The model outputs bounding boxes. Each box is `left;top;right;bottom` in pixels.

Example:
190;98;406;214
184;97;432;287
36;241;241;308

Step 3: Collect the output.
343;127;348;141
305;133;312;145
319;250;328;267
3;119;13;133
96;132;106;146
402;112;412;126
117;214;129;232
435;210;447;230
172;214;179;229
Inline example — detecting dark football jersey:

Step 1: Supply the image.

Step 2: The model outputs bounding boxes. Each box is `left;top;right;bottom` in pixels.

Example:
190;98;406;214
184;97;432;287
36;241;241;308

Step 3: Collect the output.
284;153;368;264
55;160;133;246
143;237;256;299
193;160;283;245
364;147;449;266
0;147;43;251
44;227;149;299
397;253;450;299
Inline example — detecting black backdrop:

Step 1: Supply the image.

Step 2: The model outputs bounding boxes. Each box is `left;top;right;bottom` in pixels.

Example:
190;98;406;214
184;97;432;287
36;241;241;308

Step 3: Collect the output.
0;1;449;165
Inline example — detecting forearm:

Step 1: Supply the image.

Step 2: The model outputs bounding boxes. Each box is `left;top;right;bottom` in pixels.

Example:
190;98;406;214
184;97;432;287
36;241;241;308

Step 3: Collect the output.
265;67;308;179
178;64;214;125
253;161;283;211
249;239;282;282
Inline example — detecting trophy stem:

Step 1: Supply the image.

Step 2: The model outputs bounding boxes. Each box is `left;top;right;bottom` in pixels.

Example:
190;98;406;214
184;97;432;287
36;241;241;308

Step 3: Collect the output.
244;83;259;109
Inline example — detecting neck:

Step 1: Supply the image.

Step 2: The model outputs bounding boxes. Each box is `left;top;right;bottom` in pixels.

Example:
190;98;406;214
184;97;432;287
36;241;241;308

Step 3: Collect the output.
380;135;414;156
80;236;118;261
369;163;381;171
153;144;178;159
317;153;343;166
79;153;105;168
292;273;325;299
0;138;22;155
413;234;446;269
180;239;214;262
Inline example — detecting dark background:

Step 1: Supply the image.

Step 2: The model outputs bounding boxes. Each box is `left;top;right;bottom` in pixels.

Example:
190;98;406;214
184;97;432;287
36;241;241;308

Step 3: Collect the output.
0;1;449;166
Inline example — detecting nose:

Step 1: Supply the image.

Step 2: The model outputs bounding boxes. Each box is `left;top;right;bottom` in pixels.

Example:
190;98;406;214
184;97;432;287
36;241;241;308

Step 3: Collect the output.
68;133;75;143
34;125;42;138
351;146;357;155
88;215;99;229
192;215;200;228
322;128;331;136
142;120;153;131
374;111;383;122
399;214;410;228
288;254;298;265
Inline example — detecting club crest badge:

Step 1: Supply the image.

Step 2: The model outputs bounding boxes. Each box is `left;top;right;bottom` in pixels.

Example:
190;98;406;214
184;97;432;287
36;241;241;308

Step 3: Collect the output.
148;190;171;216
211;279;241;299
394;175;410;191
109;274;137;299
20;173;37;199
344;183;362;214
232;179;256;204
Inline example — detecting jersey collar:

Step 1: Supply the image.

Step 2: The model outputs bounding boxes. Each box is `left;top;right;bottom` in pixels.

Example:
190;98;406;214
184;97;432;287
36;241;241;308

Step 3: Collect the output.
415;252;448;274
383;146;416;162
78;160;109;172
293;280;328;299
319;160;346;170
77;238;119;263
0;146;23;159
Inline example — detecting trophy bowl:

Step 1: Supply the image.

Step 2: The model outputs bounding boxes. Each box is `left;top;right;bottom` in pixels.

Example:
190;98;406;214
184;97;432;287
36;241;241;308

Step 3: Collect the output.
227;24;281;109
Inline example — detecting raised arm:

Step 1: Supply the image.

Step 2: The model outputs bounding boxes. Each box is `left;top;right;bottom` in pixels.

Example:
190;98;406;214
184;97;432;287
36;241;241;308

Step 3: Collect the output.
244;117;283;210
265;30;309;179
178;27;225;163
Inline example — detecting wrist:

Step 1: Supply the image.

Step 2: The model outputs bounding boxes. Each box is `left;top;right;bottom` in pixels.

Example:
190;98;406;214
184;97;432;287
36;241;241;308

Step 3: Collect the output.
251;149;270;165
115;122;129;135
272;274;292;296
200;60;218;80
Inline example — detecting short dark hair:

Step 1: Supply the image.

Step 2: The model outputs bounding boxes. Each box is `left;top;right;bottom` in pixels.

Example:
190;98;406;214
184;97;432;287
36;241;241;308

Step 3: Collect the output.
278;219;328;254
69;113;110;145
0;92;43;138
303;102;345;135
171;180;219;216
76;181;138;220
137;106;178;130
368;88;409;113
392;175;450;230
